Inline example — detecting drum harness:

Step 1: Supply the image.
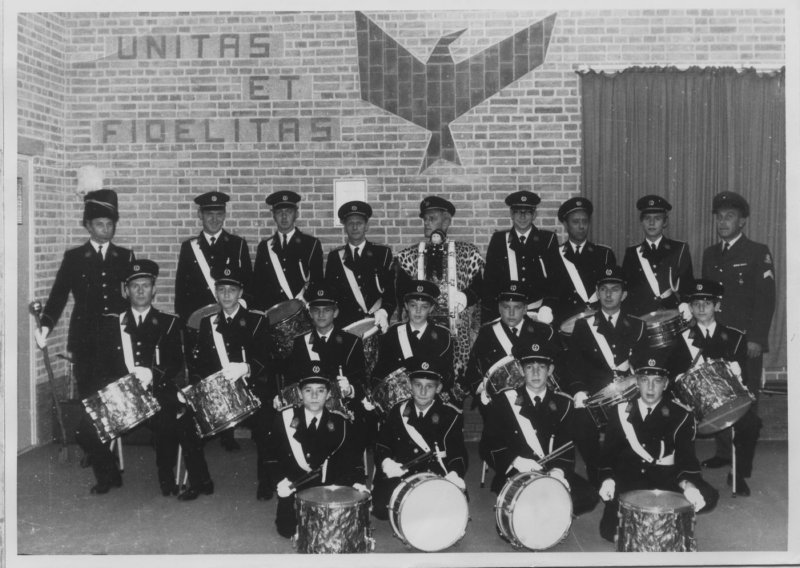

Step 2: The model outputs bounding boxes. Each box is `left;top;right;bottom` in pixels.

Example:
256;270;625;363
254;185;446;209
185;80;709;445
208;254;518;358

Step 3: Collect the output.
636;245;680;300
558;245;597;306
400;401;449;474
337;248;383;316
266;237;308;301
617;403;676;466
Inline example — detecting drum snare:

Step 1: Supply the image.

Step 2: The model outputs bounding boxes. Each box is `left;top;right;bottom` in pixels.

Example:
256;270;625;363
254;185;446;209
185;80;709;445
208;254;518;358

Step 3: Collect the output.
182;371;261;437
637;309;686;349
265;299;313;358
82;374;162;443
344;318;380;378
372;367;413;414
558;309;595;339
616;489;696;552
294;485;374;553
584;376;638;427
484;355;525;396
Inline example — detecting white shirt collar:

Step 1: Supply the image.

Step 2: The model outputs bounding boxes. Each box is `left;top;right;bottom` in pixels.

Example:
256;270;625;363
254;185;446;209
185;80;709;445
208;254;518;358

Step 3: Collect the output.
304;408;323;425
203;230;223;244
569;239;587;253
515;228;532;241
637;398;660;417
697;321;717;337
315;327;333;341
721;233;743;249
89;239;108;257
413;403;433;417
350;241;366;255
130;307;151;322
644;235;663;248
526;386;547;402
601;309;620;325
278;228;296;243
409;322;428;336
221;306;241;321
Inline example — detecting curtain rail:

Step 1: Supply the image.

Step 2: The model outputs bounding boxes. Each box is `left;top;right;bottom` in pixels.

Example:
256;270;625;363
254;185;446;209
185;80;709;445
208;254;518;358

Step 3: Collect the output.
575;63;784;73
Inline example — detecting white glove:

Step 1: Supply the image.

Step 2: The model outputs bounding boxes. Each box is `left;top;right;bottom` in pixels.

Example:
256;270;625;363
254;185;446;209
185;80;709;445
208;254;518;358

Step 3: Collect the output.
273;394;284;410
729;361;743;383
452;291;468;314
276;478;295;498
480;388;491;406
352;483;370;494
549;468;570;490
337;375;353;398
444;471;466;491
599;478;616;501
34;326;50;349
573;391;589;409
678;302;692;322
536;306;554;325
381;458;406;479
683;484;706;512
132;366;154;388
361;397;376;412
223;362;249;382
512;456;543;472
373;309;389;333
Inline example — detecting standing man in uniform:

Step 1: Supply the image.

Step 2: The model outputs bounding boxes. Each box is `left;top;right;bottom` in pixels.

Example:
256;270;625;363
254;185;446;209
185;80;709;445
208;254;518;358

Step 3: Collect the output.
483;190;557;324
250;190;324;311
700;191;775;472
621;195;694;317
175;190;253;451
35;189;135;402
546;197;616;326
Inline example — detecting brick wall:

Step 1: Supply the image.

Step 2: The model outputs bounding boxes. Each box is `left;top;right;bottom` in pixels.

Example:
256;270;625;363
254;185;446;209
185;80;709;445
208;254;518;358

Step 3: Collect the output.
19;10;786;444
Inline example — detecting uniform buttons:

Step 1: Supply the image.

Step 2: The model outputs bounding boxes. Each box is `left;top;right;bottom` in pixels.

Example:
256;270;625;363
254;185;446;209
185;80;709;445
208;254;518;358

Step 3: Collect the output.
101;272;106;276
135;351;141;356
102;283;107;288
283;268;287;272
413;448;419;454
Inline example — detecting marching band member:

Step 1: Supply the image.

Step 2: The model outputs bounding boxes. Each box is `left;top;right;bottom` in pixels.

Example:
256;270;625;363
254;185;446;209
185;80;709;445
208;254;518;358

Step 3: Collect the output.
479;341;598;515
189;265;276;501
371;280;453;391
598;351;719;542
81;260;211;497
621;195;694;317
393;196;484;398
546;197;615;325
325;200;395;332
700;191;774;476
463;281;554;407
371;358;468;520
249;190;324;311
35;189;135;399
175;190;253;451
482;190;558;324
666;279;760;496
265;364;367;538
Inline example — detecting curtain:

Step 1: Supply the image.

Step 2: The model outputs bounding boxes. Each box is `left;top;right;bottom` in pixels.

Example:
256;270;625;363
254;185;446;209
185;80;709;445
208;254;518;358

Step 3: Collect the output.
579;66;785;369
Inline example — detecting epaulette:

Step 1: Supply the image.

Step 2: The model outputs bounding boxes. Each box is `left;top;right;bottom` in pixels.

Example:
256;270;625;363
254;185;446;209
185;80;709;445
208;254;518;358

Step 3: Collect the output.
479;317;502;329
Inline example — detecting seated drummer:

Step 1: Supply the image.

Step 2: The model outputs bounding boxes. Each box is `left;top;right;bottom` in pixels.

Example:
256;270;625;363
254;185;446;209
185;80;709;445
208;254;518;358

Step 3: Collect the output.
462;281;554;408
264;364;367;538
78;260;211;497
189;265;276;501
479;341;599;515
597;350;719;542
666;279;758;497
371;279;453;393
372;358;468;520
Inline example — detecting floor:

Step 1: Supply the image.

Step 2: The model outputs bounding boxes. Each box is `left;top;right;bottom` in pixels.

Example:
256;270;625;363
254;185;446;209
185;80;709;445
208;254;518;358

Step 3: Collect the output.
14;435;789;563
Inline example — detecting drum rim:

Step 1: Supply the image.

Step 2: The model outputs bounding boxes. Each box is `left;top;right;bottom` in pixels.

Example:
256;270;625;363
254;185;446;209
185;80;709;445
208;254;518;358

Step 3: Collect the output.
265;299;305;326
343;318;379;337
194;405;260;438
696;398;753;435
619;489;695;513
296;484;370;507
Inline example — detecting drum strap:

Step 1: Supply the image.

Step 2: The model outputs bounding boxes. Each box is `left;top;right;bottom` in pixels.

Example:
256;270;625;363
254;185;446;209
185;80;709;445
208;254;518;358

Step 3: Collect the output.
397;325;415;360
267;240;304;300
636;246;673;299
337;249;382;315
587;316;630;373
491;322;515;357
505;232;519;281
559;247;597;304
400;401;432;454
617;404;675;465
283;410;312;472
680;329;704;368
190;238;218;302
304;332;321;361
504;390;546;460
118;313;136;373
212;315;232;368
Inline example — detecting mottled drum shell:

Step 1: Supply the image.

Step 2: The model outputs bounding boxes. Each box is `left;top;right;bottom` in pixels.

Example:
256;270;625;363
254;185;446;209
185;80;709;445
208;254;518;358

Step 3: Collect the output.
82;373;161;443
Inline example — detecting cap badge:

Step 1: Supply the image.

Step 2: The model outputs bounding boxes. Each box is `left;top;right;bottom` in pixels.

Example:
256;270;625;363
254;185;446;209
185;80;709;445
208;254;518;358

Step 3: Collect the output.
648;199;654;206
606;268;612;276
417;285;424;293
576;200;582;206
422;200;429;208
282;195;288;201
532;344;540;352
133;264;140;271
697;284;703;290
648;359;656;366
312;365;320;374
521;196;527;202
510;284;517;291
224;268;231;276
421;362;430;370
317;290;324;297
351;205;357;211
211;195;218;202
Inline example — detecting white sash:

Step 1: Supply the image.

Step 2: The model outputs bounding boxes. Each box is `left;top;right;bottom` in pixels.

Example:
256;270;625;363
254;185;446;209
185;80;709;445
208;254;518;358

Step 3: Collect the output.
338;248;371;314
491;322;515;357
304;332;321;362
267;239;302;300
400;401;432;453
506;233;519;281
446;241;458;333
617;404;675;466
681;328;704;368
636;245;673;300
397;325;415;360
119;314;136;373
283;409;312;472
211;314;231;368
587;316;630;373
504;390;545;459
559;246;597;304
416;242;427;279
190;238;217;301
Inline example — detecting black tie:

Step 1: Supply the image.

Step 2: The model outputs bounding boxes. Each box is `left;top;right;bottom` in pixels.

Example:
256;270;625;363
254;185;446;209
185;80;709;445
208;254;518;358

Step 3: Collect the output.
608;315;614;326
413;330;420;340
209;236;216;246
705;328;711;339
226;316;232;325
353;247;361;263
512;327;519;337
418;411;424;421
96;244;104;261
651;242;657;252
575;244;581;256
645;407;652;419
282;234;288;249
138;315;143;327
722;242;729;254
308;417;317;432
533;396;541;407
519;235;526;245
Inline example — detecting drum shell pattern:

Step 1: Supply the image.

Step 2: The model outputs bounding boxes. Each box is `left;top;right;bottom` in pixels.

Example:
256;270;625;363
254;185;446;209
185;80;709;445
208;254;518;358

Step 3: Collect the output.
294;486;373;553
82;374;161;443
616;490;696;552
182;373;261;437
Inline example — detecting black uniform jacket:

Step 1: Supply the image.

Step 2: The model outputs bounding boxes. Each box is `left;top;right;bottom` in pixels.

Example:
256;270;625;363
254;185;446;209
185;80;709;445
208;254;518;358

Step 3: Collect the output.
545;241;615;324
325;241;396;328
288;328;367;396
250;229;324;311
265;406;364;485
174;230;252;321
41;241;135;353
621;237;694;316
92;307;183;403
371;322;453;384
702;235;776;350
462;317;555;394
666;322;747;380
563;310;646;396
480;386;576;491
376;398;467;477
599;396;704;490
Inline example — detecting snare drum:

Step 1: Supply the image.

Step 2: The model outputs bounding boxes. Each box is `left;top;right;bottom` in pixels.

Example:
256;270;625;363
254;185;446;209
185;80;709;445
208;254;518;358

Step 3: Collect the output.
372;367;413;414
389;472;469;552
638;310;685;349
616;490;696;552
82;374;162;444
182;372;261;437
674;360;754;435
265;299;313;358
278;381;349;417
496;471;573;550
485;355;525;396
585;376;638;427
344;318;380;378
294;485;373;553
558;309;594;338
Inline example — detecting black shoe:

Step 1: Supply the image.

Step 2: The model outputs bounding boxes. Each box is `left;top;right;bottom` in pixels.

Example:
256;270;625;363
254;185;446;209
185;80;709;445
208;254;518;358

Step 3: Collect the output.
160;481;179;497
257;481;274;501
701;456;731;469
178;480;214;501
727;473;751;497
90;481;112;495
109;471;123;488
221;437;241;452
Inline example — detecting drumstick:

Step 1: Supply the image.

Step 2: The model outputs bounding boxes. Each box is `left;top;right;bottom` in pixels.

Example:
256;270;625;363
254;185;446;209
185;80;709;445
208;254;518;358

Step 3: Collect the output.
289;468;322;491
433;442;449;476
539;441;575;468
399;450;435;471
